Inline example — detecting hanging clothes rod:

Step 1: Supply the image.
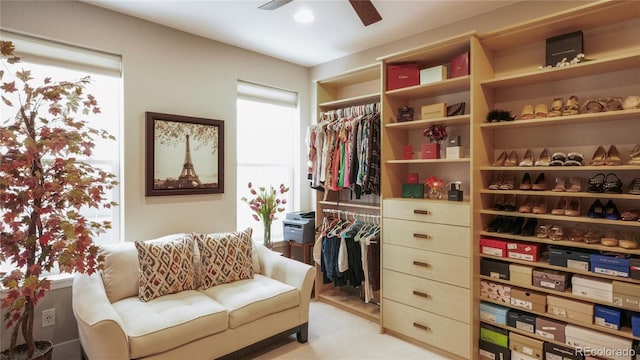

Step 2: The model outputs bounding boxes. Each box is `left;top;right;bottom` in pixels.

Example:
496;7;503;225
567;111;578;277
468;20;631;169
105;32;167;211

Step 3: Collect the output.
319;101;380;120
322;208;380;223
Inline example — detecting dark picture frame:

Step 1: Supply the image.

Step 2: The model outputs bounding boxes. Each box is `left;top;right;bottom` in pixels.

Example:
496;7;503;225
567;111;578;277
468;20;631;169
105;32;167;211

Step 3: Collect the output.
145;112;224;196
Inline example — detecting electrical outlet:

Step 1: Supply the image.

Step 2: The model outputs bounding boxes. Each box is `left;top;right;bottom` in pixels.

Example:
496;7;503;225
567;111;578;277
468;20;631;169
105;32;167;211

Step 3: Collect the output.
42;308;55;327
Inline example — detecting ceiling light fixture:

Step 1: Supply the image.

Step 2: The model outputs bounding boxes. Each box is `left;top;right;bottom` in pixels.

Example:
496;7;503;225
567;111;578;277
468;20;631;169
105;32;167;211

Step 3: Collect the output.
294;9;314;24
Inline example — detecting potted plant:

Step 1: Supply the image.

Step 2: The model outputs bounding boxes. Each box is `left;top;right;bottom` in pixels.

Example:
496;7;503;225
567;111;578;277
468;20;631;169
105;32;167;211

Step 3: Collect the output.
240;182;289;248
0;41;117;359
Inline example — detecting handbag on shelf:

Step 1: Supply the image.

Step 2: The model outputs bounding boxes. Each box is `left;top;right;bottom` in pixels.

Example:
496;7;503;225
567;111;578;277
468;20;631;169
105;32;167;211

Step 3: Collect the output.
447;102;465;117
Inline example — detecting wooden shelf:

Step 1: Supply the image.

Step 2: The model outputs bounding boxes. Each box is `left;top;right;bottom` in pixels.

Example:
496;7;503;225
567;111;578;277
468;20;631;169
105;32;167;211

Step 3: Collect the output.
317;200;380;210
384;76;470;100
385;115;470;130
319;93;380;110
478;109;640;130
386;158;470;165
479;189;640;201
316;289;380;323
480;209;640;229
315;63;380;86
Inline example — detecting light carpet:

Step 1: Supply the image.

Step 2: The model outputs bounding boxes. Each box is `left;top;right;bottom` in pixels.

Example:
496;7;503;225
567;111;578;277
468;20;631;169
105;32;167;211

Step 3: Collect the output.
247;300;451;359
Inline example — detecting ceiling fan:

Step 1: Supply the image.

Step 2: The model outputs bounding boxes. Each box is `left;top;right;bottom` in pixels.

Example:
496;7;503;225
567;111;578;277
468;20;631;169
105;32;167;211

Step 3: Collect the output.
258;0;382;26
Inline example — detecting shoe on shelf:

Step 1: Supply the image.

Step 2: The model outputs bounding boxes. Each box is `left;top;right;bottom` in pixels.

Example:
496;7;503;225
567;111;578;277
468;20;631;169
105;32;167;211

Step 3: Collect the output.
536;224;550;239
499;174;516;190
519;173;532;190
518;104;534;120
535;148;551;166
600;229;619;247
510;217;525;235
605;97;624;112
603;199;621;220
533;103;548;118
581;98;605;113
583;225;601;244
587;173;606;193
566;177;582;192
569;224;585;242
628;144;640;165
504;150;519;167
519;196;533;213
565;152;584;166
552;177;568;192
519;149;534;167
562;95;580;116
603;173;623;194
504;194;517;212
497;216;514;233
605;145;622;166
551;197;568;215
532;173;546;191
548;224;563;240
521;218;538;237
629;178;640;195
493;151;508;167
590;146;607;166
565;198;581;217
493;194;506;211
587;199;605;218
532;197;547;214
549;152;566;166
621;209;639;221
549;97;563;117
619;232;639;249
489;173;505;190
486;216;503;232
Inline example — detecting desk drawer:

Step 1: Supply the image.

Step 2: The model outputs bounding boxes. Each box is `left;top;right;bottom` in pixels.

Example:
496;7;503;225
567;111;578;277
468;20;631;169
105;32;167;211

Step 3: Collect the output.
383;217;470;257
383;299;470;358
383;269;470;323
383;243;470;287
383;198;470;226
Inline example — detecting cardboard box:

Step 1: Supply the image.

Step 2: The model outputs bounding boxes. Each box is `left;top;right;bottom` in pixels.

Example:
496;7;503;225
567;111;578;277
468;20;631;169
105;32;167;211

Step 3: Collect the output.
549;246;593;271
406;173;419;184
481;280;511;303
481;258;510;280
544;342;585;360
612;280;640;311
480;301;510;326
419;65;447;85
547;295;593;325
535;317;566;342
545;31;583;67
445;146;464;159
420;103;446;119
594;304;622;330
403;145;413;160
480;322;509;347
590;254;630;278
509;264;533;287
479;339;511;360
421;143;440;159
510;351;538;360
507;309;536;333
572;274;613;303
510;288;546;313
509;332;543;360
387;63;420;90
565;324;633;360
402;183;424;199
532;268;570;292
450;51;470;78
631;258;640;280
481;237;508;257
507;242;541;262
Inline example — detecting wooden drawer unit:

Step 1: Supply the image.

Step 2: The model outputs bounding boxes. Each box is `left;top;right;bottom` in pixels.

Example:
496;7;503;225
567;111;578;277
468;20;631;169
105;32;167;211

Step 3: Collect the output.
383;299;470;358
383;243;470;287
383;198;470;227
383;269;470;323
383;217;470;257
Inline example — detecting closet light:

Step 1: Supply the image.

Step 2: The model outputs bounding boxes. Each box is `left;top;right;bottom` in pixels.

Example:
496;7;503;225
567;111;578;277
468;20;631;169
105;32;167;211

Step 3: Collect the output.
294;9;314;24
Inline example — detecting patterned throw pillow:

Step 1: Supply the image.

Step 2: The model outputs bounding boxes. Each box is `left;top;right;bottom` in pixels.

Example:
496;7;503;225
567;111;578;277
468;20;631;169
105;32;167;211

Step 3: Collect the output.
135;236;196;302
193;227;254;289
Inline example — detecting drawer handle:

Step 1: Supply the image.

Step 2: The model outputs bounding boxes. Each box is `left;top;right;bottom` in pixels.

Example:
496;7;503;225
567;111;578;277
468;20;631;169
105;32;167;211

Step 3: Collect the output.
413;322;431;332
412;290;431;299
413;260;431;269
413;233;431;239
413;209;431;216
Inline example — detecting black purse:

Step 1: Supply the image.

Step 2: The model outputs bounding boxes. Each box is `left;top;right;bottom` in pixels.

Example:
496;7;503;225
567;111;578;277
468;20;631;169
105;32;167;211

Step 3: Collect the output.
447;102;465;117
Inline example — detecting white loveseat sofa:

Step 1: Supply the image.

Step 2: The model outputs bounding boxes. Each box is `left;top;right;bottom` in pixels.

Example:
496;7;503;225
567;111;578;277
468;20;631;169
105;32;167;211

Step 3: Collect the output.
72;230;316;360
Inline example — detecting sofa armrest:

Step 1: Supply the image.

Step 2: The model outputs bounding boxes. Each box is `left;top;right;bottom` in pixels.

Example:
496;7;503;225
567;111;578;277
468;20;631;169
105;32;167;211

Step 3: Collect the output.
72;273;130;360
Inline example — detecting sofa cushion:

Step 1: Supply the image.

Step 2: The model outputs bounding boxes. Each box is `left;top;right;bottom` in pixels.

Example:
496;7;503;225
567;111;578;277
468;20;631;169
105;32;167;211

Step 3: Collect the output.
201;274;299;329
112;290;228;359
192;228;254;289
135;235;196;302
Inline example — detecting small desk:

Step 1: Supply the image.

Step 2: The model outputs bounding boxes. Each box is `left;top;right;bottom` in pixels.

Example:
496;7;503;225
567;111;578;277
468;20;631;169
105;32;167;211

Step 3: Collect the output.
286;240;314;265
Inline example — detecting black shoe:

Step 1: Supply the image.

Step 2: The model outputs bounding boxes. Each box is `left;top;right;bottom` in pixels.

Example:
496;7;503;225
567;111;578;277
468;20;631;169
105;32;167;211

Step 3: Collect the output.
487;216;503;232
497;216;514;233
510;217;525;235
521;218;538;237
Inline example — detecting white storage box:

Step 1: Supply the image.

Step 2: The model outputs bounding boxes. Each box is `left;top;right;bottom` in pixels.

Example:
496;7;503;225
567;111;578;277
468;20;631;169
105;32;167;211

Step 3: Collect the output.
419;65;447;85
572;274;613;303
565;324;633;360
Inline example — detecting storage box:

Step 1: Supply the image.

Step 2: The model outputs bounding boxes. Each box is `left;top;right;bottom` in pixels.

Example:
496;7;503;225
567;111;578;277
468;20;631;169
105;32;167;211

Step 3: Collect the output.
419;65;447;85
509;332;543;360
594;304;622;330
510;351;538;360
565;324;633;360
549;246;593;271
545;31;583;67
544;342;585;360
507;242;541;262
450;51;470;78
572;274;613;303
481;237;508;257
446;146;464;159
403;145;413;160
481;280;511;303
535;317;566;342
631;258;640;280
481;258;510;280
612;280;640;311
632;313;640;337
397;106;414;122
510;288;546;313
532;268;570;292
420;103;446;119
402;183;424;199
421;143;440;159
507;309;536;333
590;254;630;278
387;63;420;90
480;301;510;326
480;322;509;347
406;173;419;184
479;339;511;360
509;264;533;287
547;295;593;325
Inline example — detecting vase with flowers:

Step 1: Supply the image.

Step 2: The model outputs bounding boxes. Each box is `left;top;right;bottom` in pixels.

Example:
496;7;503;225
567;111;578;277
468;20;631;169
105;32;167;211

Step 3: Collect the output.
422;124;448;159
424;176;445;199
241;182;289;248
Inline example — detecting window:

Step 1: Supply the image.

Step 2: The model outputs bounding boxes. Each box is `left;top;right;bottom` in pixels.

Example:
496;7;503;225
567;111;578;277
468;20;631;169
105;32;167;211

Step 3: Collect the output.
236;81;298;243
0;32;122;278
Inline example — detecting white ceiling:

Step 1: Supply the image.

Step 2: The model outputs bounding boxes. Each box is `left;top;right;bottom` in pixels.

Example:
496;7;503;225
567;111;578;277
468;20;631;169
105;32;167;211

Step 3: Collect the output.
83;0;518;68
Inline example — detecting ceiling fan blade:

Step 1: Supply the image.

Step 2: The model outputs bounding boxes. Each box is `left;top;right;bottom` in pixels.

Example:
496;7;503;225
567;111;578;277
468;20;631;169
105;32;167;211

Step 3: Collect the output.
348;0;382;26
258;0;293;11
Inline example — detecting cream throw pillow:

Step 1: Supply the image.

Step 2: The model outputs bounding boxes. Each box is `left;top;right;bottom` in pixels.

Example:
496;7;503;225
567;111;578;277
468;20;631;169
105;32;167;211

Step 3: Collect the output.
193;228;254;289
135;236;196;302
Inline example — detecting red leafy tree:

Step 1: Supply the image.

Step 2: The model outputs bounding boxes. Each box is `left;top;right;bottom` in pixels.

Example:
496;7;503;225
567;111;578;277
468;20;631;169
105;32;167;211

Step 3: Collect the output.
0;41;117;358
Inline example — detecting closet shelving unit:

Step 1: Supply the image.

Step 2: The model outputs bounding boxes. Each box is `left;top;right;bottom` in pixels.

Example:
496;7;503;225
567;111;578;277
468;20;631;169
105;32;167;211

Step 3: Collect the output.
474;1;640;358
313;63;382;322
377;32;476;359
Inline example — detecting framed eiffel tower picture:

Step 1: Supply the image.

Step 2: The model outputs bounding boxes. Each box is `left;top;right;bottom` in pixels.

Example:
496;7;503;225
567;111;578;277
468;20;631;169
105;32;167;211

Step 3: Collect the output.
145;112;224;196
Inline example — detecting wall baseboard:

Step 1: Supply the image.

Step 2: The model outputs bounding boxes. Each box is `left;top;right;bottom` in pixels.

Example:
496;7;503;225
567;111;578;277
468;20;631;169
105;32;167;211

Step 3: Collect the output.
53;338;81;360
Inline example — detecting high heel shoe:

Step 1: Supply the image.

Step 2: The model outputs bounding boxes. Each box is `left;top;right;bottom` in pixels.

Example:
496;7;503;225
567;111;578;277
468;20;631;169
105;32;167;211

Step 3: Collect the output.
552;177;567;192
601;229;619;247
628;144;640;165
535;148;551;166
493;151;508;167
590;146;607;166
504;194;517;212
494;194;506;211
605;145;622;166
603;199;621;220
532;173;546;191
519;173;532;190
503;150;519;167
499;174;516;190
489;173;505;190
532;197;547;214
518;196;533;213
519;149;534;167
551;197;568;215
566;177;582;192
587;199;604;218
565;198;581;217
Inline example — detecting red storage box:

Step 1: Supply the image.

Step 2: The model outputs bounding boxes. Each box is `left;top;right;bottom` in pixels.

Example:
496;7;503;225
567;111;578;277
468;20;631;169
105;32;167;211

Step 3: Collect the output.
421;143;440;159
480;237;508;257
508;242;541;262
387;63;419;90
450;51;470;78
